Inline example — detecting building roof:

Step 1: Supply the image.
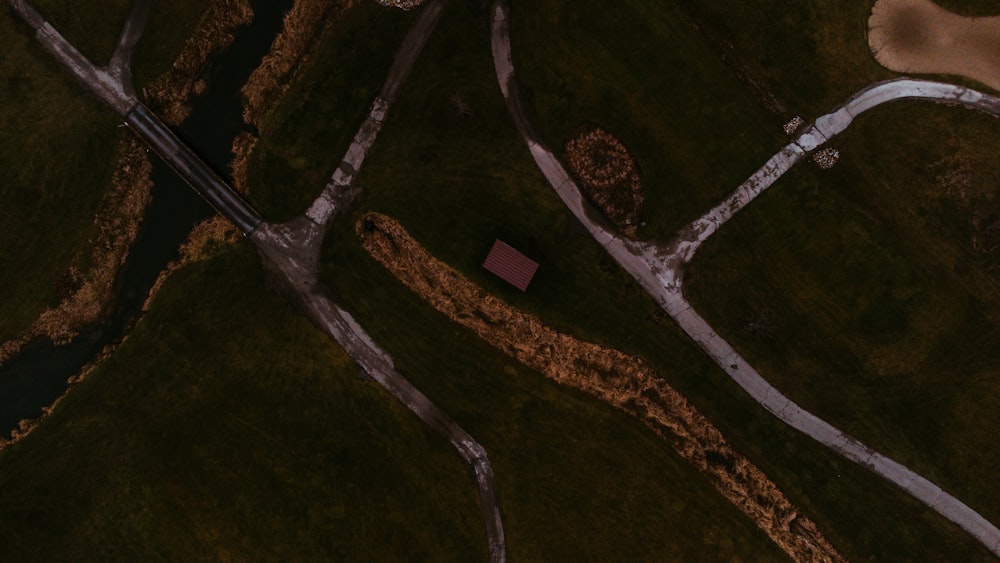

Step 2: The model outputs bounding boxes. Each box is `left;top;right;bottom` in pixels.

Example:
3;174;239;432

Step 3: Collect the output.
482;239;539;291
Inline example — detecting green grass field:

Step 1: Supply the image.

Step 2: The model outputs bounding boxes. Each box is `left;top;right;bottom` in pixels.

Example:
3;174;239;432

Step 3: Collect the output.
241;2;414;221
676;0;1000;535
30;0;132;64
313;2;994;559
679;0;1000;120
5;0;999;559
686;101;1000;528
509;0;785;241
0;245;489;561
0;2;211;343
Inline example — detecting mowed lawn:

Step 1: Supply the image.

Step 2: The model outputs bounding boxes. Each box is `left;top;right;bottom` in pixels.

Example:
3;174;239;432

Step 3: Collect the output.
252;4;789;558
681;0;1000;534
5;0;994;561
680;0;1000;117
0;1;210;342
240;1;415;221
686;101;1000;528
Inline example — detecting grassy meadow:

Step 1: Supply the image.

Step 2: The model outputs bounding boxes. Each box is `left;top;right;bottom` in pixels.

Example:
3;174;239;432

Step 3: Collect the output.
241;1;415;221
678;0;1000;533
509;0;785;241
686;101;1000;528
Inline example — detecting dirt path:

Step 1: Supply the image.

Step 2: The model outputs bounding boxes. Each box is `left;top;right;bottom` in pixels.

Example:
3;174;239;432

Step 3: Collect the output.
490;0;1000;556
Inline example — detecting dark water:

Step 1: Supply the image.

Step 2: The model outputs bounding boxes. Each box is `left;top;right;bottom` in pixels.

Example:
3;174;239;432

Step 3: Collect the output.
0;0;291;439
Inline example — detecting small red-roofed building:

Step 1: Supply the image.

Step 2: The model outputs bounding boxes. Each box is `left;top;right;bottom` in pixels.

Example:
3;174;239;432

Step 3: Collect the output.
482;239;539;291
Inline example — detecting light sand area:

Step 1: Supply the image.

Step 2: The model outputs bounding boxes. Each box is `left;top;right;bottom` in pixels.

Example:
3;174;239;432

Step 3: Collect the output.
869;0;1000;90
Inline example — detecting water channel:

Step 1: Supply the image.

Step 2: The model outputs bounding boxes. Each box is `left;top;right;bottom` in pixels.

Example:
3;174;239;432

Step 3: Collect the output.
0;0;292;438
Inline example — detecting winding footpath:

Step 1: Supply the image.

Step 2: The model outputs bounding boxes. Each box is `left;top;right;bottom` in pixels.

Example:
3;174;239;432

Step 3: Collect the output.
491;0;1000;557
9;1;506;560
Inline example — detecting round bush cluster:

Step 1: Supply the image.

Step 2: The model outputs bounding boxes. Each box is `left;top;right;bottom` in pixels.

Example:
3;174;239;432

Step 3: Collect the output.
564;127;644;234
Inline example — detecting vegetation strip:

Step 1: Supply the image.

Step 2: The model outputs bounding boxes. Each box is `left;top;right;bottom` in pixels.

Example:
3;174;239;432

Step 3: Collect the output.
232;0;350;194
0;217;239;453
145;0;253;125
357;211;844;562
0;137;150;366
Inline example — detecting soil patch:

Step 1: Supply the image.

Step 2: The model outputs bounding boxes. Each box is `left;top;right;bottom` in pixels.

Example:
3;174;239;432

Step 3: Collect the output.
357;211;845;563
869;0;1000;90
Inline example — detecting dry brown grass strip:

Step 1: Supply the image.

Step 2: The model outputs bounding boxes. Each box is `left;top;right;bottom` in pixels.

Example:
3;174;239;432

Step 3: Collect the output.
241;0;351;128
147;0;254;125
358;211;845;563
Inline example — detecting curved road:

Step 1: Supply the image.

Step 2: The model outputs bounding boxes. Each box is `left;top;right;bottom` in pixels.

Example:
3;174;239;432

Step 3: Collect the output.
10;1;506;560
490;0;1000;556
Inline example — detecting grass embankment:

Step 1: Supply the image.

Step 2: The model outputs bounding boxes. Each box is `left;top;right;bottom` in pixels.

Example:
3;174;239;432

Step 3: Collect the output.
304;3;994;560
239;2;414;220
687;102;1000;529
132;0;212;90
510;0;785;241
0;1;218;351
0;245;488;561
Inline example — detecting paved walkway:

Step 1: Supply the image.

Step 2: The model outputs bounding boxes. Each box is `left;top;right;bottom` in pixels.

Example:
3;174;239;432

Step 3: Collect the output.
490;0;1000;556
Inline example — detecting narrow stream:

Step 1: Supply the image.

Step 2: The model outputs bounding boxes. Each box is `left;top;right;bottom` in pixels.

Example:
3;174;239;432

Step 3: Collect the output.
0;0;292;439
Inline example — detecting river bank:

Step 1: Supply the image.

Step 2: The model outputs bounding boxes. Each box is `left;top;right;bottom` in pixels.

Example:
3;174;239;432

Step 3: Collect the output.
0;0;287;445
232;0;354;194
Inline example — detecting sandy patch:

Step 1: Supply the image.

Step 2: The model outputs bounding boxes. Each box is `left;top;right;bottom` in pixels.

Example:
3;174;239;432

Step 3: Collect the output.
869;0;1000;90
